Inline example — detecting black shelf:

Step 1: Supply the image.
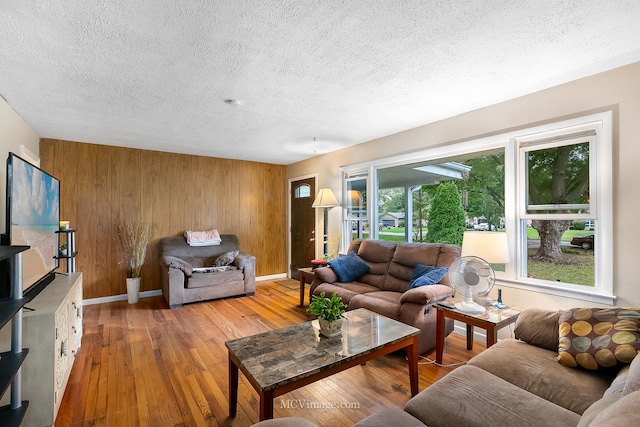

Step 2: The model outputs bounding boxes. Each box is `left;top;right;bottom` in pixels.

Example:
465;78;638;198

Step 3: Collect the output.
55;230;77;273
0;298;29;331
0;246;28;262
54;251;78;260
0;245;31;424
0;349;29;396
0;400;29;427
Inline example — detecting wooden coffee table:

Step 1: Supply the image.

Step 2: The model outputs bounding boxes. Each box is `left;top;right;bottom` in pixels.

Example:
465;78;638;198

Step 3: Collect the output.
226;308;420;421
435;300;521;363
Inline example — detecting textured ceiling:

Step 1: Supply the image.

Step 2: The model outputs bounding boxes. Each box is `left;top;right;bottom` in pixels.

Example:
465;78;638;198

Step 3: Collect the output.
1;1;640;165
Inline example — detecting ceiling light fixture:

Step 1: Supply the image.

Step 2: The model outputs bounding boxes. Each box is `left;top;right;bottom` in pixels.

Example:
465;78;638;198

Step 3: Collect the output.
224;99;242;106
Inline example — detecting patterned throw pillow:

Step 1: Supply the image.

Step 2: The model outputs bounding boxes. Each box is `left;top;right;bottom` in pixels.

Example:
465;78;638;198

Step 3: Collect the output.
213;250;239;267
558;308;640;370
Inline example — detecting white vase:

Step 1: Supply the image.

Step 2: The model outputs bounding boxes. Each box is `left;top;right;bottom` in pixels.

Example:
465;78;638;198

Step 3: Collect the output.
126;277;140;304
318;317;344;337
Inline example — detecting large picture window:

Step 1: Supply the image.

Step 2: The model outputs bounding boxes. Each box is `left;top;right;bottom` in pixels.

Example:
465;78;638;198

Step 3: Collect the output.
340;112;613;303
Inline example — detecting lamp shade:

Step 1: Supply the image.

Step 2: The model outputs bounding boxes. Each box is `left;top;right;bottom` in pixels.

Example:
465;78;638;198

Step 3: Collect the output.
461;231;510;264
312;188;340;208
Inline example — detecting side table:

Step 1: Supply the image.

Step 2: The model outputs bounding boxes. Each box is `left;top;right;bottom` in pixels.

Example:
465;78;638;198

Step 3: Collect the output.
435;301;521;363
297;267;316;307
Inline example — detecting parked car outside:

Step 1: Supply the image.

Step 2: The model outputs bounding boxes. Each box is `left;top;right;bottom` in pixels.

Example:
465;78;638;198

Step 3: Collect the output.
570;234;594;249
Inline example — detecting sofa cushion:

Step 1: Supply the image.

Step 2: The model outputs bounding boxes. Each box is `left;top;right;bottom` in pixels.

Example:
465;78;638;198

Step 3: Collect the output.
604;364;631;397
186;270;244;288
404;364;580;427
558;308;640;370
354;239;396;289
577;394;622;427
349;292;402;320
352;407;425;427
328;251;370;282
514;308;561;352
213;249;239;266
251;417;319;427
467;338;615;414
408;264;449;289
622;354;640;396
586;390;640;427
313;282;379;305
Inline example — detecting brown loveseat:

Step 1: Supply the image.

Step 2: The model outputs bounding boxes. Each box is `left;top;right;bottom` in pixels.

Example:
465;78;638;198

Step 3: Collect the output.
253;308;640;427
159;234;256;308
310;238;461;355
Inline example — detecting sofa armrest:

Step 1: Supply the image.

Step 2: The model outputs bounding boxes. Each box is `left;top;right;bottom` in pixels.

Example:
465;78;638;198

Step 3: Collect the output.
514;308;561;351
234;252;256;270
160;255;192;276
313;266;337;284
399;284;454;305
234;252;256;295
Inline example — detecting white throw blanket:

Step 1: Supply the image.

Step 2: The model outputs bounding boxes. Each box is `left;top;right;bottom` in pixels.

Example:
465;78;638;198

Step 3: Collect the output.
184;229;222;246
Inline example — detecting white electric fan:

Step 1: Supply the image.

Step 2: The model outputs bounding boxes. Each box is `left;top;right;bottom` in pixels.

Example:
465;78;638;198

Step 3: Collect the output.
447;256;494;314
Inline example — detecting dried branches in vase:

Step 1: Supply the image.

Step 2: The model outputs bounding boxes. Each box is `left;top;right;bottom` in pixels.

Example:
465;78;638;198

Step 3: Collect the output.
113;214;153;278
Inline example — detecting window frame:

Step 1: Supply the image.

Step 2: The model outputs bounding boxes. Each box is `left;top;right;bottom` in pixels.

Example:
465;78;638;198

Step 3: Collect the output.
339;111;614;304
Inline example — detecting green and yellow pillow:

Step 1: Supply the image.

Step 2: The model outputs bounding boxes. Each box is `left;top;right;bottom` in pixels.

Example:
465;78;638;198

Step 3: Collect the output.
558;308;640;370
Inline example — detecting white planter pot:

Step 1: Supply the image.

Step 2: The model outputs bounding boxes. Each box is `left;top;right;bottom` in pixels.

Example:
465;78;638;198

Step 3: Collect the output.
126;277;140;304
318;317;344;337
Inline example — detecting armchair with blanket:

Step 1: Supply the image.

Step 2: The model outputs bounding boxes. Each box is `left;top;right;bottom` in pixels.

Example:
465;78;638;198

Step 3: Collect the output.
159;234;256;308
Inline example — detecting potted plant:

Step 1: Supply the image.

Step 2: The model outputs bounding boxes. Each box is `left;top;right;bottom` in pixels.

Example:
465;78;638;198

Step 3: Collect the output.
307;291;347;337
59;242;68;257
114;213;153;304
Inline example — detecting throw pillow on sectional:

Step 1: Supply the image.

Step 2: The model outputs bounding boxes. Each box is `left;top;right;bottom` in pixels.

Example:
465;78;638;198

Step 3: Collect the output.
408;264;449;289
328;251;370;282
557;308;640;370
213;250;239;267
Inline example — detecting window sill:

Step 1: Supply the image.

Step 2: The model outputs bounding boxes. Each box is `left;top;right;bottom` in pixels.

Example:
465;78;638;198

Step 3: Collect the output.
496;278;617;306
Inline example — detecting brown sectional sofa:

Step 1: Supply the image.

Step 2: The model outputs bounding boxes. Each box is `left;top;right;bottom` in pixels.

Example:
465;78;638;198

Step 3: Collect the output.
350;307;640;427
310;238;461;355
253;308;640;427
158;234;256;308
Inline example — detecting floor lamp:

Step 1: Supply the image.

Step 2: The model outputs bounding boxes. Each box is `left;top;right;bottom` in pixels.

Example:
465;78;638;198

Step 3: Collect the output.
312;188;340;256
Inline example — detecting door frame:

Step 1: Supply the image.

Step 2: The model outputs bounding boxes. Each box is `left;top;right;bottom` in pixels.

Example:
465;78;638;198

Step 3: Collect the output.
288;173;318;278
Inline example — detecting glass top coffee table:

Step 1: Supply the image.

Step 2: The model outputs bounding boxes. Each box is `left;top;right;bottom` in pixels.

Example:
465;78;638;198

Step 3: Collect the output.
225;308;420;421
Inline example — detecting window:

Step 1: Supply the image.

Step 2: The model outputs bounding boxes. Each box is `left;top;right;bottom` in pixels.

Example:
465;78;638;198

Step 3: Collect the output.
294;184;311;198
344;171;368;241
514;121;610;299
340;111;613;303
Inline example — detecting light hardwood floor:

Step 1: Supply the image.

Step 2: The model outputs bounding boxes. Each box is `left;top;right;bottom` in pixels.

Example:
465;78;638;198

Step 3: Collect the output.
56;280;484;426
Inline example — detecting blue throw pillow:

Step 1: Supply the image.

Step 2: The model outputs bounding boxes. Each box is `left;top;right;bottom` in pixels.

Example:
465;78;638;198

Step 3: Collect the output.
408;263;449;289
328;251;370;283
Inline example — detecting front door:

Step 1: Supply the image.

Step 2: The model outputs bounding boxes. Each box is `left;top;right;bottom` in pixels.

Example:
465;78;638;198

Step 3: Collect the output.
290;177;316;279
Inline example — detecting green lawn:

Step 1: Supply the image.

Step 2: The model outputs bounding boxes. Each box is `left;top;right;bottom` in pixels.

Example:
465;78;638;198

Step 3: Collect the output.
526;228;593;242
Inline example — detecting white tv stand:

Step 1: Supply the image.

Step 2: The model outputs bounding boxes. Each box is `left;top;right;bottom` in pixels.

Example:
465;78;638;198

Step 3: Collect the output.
0;272;83;426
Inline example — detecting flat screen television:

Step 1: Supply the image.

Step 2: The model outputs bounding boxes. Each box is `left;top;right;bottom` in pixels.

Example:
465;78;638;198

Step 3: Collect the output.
3;153;60;300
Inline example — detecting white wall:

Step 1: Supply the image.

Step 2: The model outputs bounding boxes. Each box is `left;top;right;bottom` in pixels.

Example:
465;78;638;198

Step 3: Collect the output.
287;62;640;313
0;96;40;233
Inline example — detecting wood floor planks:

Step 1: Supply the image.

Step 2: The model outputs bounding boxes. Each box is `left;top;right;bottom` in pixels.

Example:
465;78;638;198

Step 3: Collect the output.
56;280;483;426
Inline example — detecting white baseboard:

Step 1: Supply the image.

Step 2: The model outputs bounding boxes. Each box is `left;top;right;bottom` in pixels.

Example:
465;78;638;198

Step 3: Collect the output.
82;273;290;306
83;289;162;306
452;321;487;342
257;273;287;281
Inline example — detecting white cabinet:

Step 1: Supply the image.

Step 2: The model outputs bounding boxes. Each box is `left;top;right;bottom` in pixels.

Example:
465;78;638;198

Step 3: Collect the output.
1;272;83;426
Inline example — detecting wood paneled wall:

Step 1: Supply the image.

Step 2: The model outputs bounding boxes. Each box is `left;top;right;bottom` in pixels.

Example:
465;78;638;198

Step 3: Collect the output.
40;139;287;299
